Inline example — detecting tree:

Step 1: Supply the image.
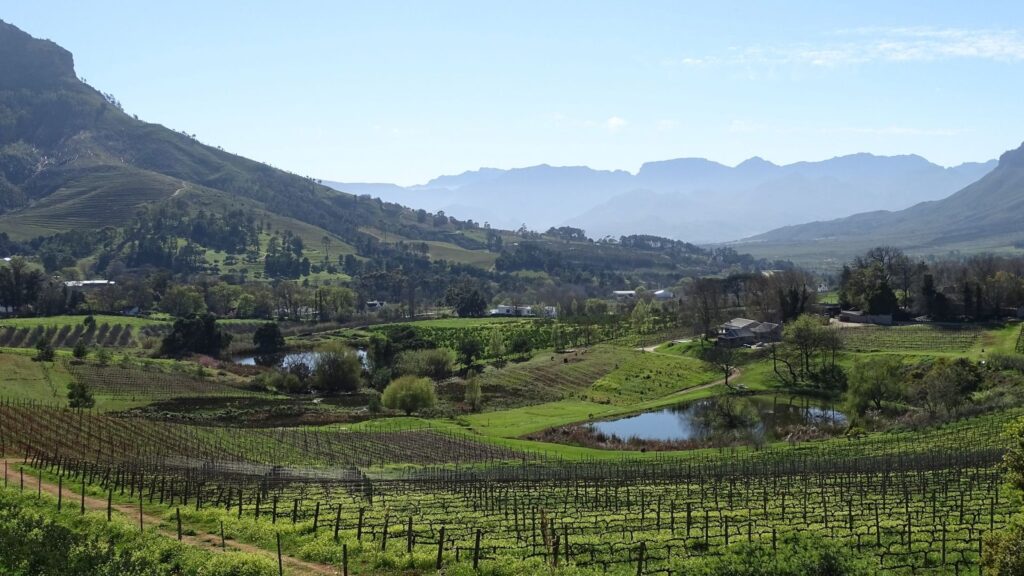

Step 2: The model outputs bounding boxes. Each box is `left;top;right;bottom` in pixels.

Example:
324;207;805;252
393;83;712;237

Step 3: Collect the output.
0;257;44;312
508;331;533;359
382;376;437;415
464;377;483;411
67;380;95;409
454;289;488;318
72;340;88;360
252;322;285;355
313;343;363;394
488;330;507;364
395;348;455;381
701;345;736;388
159;285;207;317
906;358;975;416
845;356;902;415
160;314;232;357
688;278;723;341
34;337;55;362
458;335;485;368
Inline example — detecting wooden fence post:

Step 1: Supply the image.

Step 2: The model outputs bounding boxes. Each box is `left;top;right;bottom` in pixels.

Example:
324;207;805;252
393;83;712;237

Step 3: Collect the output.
277;532;283;576
436;526;445;570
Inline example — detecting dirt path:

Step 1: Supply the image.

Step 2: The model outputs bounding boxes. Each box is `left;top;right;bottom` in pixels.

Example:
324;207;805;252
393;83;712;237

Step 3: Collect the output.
662;368;741;399
1;459;340;575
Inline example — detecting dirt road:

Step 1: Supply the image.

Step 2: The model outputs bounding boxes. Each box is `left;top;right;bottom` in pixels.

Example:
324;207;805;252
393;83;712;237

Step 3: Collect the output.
1;459;341;575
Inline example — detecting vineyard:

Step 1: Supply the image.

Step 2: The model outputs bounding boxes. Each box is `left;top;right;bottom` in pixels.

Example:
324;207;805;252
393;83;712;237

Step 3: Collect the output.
836;324;984;354
1;399;1020;574
64;359;259;400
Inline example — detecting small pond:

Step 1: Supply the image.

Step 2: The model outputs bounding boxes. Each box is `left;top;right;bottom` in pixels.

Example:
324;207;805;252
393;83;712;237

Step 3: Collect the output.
234;350;368;370
588;395;846;444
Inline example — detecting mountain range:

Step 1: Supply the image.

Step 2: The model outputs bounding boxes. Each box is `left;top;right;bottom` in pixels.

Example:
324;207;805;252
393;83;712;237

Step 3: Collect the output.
326;155;995;244
731;141;1024;264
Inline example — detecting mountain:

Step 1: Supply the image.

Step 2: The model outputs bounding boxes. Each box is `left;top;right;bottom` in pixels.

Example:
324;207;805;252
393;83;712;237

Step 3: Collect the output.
0;19;503;267
733;142;1024;264
327;155;995;243
0;19;773;294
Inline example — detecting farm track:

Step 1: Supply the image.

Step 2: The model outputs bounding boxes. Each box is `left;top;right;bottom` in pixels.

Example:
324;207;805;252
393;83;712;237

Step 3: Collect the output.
0;459;343;576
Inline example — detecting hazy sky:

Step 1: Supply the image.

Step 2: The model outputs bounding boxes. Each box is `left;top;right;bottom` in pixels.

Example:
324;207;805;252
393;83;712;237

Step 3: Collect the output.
6;1;1024;185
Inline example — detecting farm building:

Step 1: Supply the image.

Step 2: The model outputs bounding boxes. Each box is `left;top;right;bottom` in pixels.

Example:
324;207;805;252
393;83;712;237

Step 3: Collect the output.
718;317;782;347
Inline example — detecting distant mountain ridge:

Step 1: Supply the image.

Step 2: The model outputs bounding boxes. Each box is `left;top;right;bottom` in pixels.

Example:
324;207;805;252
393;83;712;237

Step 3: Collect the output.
732;141;1024;262
326;154;995;243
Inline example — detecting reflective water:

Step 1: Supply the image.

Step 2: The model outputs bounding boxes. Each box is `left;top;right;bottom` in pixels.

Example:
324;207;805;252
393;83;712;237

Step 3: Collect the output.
588;396;846;442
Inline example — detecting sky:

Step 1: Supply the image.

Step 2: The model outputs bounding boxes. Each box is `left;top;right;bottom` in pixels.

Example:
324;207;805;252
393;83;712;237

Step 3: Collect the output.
5;1;1024;185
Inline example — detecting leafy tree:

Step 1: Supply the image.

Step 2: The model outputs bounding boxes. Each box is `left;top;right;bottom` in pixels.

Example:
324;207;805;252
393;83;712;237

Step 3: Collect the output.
458;335;485;368
95;346;112;366
464;377;483;411
313;343;363;394
159;314;232;357
71;339;88;360
845;356;902;415
395;348;455;380
159;285;207;317
906;358;976;416
488;329;507;364
66;380;95;409
34;337;54;361
252;322;285;355
508;331;533;359
382;375;437;415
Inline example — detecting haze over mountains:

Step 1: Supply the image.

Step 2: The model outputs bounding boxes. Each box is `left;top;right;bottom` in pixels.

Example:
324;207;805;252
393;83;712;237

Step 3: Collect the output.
327;155;995;243
734;141;1024;263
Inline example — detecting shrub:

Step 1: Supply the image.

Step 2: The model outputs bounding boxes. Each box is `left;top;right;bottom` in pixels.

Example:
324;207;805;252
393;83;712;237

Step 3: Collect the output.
34;337;55;361
313;343;363;394
382;375;437;415
67;380;95;409
72;339;89;359
395;348;455;380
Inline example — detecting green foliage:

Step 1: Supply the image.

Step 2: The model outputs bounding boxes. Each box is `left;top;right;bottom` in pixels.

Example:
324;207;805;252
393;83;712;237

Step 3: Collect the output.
395;347;456;381
95;346;112;366
159;314;232;358
33;336;54;361
66;380;94;409
0;488;275;575
313;343;363;394
464;377;483;411
252;322;285;355
681;532;870;576
846;356;903;415
71;339;88;359
458;334;485;367
159;284;207;317
1004;417;1024;493
382;375;437;415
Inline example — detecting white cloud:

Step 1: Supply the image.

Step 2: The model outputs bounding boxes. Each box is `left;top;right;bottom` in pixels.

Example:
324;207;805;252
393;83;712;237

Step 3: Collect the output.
606;116;627;132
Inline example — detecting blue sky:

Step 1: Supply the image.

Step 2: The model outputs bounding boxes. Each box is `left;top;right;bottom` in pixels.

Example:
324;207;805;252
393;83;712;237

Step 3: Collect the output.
5;1;1024;184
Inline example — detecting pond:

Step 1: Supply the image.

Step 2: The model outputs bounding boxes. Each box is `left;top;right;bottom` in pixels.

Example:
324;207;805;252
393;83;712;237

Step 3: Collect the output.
588;395;846;444
234;349;368;370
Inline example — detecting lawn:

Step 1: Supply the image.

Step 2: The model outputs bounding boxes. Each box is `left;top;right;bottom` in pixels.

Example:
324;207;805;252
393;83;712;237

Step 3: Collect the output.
0;314;165;329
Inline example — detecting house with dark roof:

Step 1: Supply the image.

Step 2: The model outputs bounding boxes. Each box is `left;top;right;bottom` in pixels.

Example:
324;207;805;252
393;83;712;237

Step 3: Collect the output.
718;317;782;347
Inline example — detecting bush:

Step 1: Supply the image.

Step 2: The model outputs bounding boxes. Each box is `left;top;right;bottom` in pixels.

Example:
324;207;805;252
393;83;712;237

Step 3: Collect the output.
252;322;285;355
313;343;363;394
71;339;88;359
989;353;1024;373
382;375;437;415
67;380;95;409
34;337;54;361
395;348;455;380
